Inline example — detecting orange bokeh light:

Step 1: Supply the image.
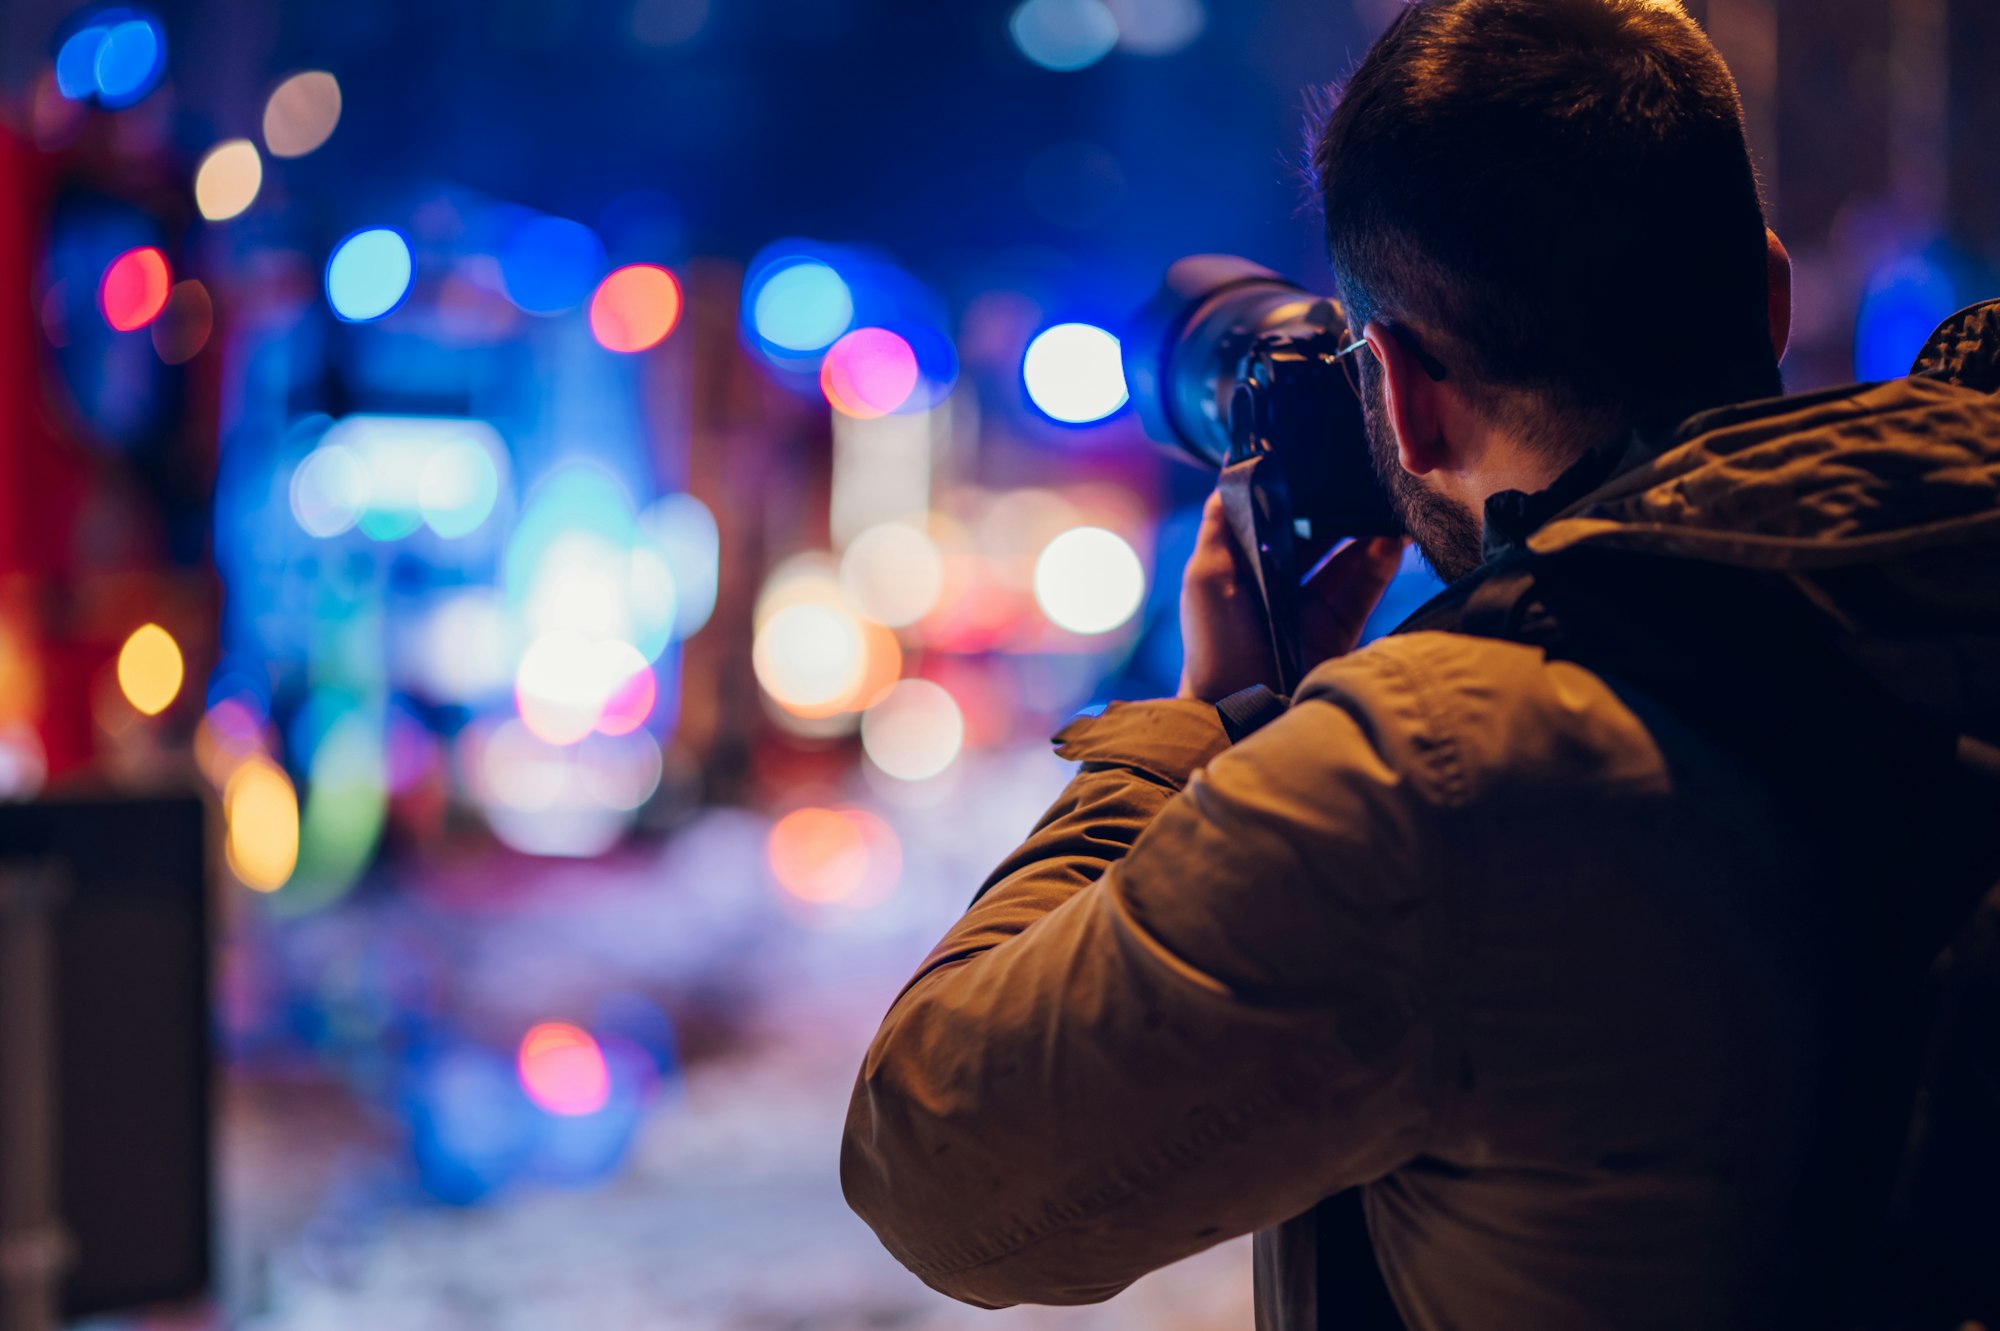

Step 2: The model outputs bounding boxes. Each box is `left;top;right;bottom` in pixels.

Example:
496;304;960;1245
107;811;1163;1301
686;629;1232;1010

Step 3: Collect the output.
767;807;902;906
517;1021;611;1116
589;264;682;353
100;247;171;332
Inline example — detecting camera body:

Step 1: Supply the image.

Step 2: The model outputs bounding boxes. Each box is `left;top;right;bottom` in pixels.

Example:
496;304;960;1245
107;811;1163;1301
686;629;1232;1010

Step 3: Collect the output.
1124;255;1401;688
1124;254;1400;542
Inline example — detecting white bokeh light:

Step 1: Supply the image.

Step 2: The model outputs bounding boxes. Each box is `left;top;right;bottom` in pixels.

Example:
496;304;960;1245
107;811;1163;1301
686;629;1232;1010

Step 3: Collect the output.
194;139;263;221
1009;0;1121;71
290;443;366;537
514;633;646;746
861;680;966;782
1033;526;1146;634
752;603;867;715
839;522;944;628
1022;323;1129;424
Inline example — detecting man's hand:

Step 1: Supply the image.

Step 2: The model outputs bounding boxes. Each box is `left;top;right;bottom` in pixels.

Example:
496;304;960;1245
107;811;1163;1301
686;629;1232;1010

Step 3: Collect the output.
1177;489;1404;703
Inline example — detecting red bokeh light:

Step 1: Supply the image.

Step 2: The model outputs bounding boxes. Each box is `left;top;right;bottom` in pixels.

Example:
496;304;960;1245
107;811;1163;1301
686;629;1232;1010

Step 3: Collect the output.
588;264;682;353
100;247;171;332
820;327;919;419
517;1021;611;1116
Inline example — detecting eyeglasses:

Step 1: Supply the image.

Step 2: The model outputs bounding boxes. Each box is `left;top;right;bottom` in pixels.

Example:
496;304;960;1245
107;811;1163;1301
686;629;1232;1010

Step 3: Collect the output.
1332;325;1451;399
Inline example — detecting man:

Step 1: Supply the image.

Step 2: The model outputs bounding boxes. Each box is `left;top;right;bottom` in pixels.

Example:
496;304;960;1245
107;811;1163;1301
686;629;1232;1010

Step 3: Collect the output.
841;1;2000;1327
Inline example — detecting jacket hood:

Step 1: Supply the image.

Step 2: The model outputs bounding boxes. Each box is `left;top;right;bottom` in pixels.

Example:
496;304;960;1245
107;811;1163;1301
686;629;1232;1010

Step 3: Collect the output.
1531;299;2000;748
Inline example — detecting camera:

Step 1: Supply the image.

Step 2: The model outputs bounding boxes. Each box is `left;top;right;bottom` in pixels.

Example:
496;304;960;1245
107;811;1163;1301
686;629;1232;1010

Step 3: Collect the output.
1124;255;1401;689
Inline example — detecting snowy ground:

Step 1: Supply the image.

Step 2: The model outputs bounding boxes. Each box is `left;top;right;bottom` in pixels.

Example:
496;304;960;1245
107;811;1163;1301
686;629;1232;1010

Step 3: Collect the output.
86;745;1253;1331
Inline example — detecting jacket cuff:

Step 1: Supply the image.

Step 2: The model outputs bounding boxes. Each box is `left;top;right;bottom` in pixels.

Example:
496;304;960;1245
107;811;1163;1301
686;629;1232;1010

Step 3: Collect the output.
1052;699;1232;791
1214;684;1290;742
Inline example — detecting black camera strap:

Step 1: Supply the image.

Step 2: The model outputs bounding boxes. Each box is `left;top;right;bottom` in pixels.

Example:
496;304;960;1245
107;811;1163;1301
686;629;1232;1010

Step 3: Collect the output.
1219;454;1307;694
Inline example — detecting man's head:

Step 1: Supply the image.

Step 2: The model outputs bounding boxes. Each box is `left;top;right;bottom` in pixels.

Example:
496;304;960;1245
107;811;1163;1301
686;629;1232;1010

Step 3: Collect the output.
1313;0;1792;580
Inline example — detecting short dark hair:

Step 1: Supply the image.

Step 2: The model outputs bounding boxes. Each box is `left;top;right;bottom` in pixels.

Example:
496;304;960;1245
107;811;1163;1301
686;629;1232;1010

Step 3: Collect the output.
1313;0;1779;448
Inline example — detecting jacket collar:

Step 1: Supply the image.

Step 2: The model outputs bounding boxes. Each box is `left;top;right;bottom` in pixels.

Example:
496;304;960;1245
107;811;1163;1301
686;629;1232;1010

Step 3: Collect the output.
1478;430;1661;563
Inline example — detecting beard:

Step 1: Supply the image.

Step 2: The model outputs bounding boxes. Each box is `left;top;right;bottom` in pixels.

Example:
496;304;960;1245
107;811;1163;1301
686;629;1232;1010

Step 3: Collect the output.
1362;374;1486;584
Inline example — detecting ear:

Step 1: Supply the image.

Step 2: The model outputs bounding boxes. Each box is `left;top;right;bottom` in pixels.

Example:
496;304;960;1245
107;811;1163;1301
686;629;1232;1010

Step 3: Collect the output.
1362;321;1448;476
1766;227;1793;363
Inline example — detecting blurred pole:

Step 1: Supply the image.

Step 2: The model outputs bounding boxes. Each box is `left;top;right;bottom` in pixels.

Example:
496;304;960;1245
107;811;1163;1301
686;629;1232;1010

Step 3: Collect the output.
0;863;68;1331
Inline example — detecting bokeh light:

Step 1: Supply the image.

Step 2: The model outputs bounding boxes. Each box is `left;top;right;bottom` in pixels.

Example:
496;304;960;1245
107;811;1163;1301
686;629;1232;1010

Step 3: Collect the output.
577;732;664;811
290;442;367;537
820;327;919;418
225;757;300;892
469;719;661;855
263;71;343;158
766;807;902;906
293;418;507;542
294;709;388;906
58;12;167;107
0;723;49;802
96;15;165;105
861;680;965;782
1023;322;1128;423
100;247;171;332
1856;250;1960;381
515;634;649;746
638;494;719;641
326;228;414;323
151;280;213;364
1009;0;1121;72
839;522;943;628
596;663;658;737
753;604;866;716
750;259;854;352
1107;0;1206;54
419;437;503;538
589;264;683;353
499;215;608;316
194;139;263;222
117;623;183;716
517;1023;611;1117
55;24;108;99
411;591;513;703
1034;526;1146;634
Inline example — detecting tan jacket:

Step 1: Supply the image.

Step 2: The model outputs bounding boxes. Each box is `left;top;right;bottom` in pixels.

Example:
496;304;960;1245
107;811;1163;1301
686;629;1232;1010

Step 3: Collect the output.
842;321;2000;1329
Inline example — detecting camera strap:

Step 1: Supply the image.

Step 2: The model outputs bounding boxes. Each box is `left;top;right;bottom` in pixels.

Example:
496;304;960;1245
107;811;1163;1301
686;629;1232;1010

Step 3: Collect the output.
1218;455;1306;694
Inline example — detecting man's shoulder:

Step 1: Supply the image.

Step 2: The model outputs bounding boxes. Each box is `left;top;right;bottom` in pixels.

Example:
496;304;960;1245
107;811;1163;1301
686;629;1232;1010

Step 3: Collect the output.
1284;630;1674;810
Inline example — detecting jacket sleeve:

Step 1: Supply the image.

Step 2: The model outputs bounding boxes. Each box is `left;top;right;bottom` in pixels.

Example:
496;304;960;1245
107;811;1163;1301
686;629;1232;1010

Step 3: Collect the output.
840;648;1449;1308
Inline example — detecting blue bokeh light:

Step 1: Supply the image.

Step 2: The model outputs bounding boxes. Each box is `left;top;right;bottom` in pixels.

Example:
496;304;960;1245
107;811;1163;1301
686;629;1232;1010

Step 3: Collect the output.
54;9;166;106
326;228;414;323
751;260;855;352
1009;0;1120;72
1855;250;1961;381
498;215;608;316
94;16;164;105
54;25;109;99
1023;322;1128;423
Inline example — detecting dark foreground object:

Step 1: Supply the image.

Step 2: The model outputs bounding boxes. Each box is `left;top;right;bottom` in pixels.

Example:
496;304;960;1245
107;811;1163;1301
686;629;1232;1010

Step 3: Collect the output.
0;796;210;1323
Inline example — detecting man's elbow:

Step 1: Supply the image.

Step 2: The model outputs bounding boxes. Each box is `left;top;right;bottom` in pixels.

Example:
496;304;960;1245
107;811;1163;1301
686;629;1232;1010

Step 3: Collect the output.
839;1089;1133;1311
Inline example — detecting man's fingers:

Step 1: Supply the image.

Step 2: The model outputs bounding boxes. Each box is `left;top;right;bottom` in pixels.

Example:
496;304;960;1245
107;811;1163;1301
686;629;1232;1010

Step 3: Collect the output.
1301;535;1405;659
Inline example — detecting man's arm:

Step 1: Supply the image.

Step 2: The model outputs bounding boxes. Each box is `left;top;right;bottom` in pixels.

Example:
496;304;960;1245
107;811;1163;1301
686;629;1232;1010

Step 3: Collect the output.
839;646;1448;1308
